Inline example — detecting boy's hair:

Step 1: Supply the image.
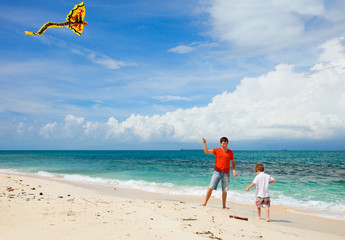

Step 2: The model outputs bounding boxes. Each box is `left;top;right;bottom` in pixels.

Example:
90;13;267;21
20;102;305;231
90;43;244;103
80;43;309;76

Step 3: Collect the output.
254;163;264;172
220;137;229;143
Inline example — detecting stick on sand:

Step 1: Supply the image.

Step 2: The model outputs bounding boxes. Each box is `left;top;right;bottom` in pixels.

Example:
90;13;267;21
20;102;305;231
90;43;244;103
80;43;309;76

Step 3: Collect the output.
229;215;248;221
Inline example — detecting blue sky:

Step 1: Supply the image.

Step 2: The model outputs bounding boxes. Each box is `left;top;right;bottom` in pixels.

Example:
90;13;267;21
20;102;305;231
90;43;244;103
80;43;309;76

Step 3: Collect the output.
1;0;345;150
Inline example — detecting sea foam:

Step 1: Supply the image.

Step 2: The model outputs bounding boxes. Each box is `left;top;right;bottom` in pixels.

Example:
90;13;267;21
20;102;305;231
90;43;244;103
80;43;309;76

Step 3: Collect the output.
1;168;344;220
35;171;345;220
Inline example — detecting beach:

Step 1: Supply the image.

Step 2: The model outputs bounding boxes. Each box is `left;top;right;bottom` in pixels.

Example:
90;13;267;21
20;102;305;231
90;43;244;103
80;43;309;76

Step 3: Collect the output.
1;173;344;240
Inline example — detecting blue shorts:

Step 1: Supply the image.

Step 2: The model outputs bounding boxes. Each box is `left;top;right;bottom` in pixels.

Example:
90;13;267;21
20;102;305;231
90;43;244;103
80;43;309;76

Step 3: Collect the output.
209;170;230;191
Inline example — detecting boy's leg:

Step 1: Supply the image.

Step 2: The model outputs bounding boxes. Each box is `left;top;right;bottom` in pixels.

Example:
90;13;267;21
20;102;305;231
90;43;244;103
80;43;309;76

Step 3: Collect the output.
201;188;213;206
255;197;262;220
264;197;271;222
257;207;261;220
266;207;270;222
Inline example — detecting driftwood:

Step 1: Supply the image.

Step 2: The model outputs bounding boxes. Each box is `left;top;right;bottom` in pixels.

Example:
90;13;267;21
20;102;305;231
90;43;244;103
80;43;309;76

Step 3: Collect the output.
229;215;248;221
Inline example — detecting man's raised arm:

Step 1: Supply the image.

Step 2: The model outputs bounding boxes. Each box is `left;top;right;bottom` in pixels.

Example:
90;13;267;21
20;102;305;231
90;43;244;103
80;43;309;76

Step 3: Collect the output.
202;138;213;154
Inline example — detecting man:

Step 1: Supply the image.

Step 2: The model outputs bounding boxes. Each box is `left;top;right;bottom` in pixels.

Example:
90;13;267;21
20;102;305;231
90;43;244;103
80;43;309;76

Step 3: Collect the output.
201;137;237;209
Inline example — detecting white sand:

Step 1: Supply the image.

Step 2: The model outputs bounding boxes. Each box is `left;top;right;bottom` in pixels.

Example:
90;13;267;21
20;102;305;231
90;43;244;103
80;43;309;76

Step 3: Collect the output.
1;173;344;240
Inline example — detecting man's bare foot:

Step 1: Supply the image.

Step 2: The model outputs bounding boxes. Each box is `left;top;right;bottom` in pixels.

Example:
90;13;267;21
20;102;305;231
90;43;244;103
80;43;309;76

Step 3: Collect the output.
201;203;207;206
266;219;270;222
223;206;229;209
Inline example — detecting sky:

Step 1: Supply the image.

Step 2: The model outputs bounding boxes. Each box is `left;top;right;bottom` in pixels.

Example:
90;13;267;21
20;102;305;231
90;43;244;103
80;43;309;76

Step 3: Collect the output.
1;0;345;150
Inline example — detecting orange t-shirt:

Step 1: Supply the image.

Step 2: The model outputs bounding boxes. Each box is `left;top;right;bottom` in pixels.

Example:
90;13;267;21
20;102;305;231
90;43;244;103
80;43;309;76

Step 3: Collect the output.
213;148;234;173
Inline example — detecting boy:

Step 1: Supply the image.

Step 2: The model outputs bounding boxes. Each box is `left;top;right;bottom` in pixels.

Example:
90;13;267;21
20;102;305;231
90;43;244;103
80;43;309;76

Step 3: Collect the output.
246;163;276;222
201;137;237;209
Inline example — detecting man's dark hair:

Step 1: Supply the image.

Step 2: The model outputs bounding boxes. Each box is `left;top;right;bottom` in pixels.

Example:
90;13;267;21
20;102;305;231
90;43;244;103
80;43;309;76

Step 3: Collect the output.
220;137;229;143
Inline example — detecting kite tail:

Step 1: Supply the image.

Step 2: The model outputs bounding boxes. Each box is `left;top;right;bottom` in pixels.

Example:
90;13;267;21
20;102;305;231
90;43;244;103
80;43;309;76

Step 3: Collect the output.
25;22;69;36
24;31;38;36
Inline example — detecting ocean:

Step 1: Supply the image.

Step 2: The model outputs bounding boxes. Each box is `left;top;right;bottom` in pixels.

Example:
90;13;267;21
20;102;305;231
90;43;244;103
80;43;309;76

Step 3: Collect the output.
0;150;344;220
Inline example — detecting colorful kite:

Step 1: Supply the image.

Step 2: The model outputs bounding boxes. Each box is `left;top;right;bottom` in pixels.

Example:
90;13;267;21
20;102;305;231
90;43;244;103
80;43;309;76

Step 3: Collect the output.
25;2;88;36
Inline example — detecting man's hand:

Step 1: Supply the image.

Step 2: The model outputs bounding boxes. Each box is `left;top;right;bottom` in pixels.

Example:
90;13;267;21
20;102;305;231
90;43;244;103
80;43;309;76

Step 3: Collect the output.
202;138;207;144
203;138;213;154
233;170;237;177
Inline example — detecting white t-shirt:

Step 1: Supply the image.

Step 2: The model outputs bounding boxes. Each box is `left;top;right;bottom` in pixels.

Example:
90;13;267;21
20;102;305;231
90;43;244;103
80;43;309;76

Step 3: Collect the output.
253;172;274;198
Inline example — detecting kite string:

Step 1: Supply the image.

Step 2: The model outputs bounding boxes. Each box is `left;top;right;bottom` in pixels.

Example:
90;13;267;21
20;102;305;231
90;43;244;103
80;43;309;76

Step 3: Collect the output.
118;65;170;110
120;65;204;141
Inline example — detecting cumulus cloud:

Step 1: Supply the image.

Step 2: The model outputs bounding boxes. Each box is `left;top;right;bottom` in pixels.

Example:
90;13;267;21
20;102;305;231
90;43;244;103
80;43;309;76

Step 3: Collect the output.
40;122;58;138
205;0;344;51
319;37;345;62
40;115;86;139
38;37;345;143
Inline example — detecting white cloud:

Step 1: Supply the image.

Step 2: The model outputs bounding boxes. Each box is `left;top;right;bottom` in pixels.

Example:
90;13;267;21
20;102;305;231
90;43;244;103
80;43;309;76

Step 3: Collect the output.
168;45;195;54
40;115;86;139
86;52;125;70
319;37;345;63
37;37;345;143
153;95;191;102
71;49;135;70
204;0;344;51
17;122;25;135
40;122;58;138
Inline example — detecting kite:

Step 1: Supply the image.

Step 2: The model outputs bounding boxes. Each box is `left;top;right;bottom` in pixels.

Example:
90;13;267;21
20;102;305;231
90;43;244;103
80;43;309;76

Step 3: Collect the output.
25;2;88;36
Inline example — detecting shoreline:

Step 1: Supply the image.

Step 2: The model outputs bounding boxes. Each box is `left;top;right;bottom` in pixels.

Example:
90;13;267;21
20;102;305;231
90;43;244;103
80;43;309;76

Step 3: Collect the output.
2;170;344;220
1;173;344;240
66;175;345;235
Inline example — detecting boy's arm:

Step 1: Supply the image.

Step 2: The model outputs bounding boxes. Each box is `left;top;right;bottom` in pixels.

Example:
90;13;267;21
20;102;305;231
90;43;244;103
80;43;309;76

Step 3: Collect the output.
246;183;255;191
202;138;213;154
269;179;276;184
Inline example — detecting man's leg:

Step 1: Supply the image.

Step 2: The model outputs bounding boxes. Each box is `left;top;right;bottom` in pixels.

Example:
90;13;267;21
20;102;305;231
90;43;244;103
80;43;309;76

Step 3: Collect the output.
201;188;213;206
202;171;220;206
221;172;230;209
222;190;228;209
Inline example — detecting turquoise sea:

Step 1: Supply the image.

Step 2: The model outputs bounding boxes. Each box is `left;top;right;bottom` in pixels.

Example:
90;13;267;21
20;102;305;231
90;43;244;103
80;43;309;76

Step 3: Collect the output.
0;150;344;220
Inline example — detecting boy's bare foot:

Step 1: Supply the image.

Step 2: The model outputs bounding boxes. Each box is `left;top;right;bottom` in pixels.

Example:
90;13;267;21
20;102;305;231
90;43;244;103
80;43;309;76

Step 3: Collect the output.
256;217;261;221
266;219;270;222
201;203;207;206
223;206;229;209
